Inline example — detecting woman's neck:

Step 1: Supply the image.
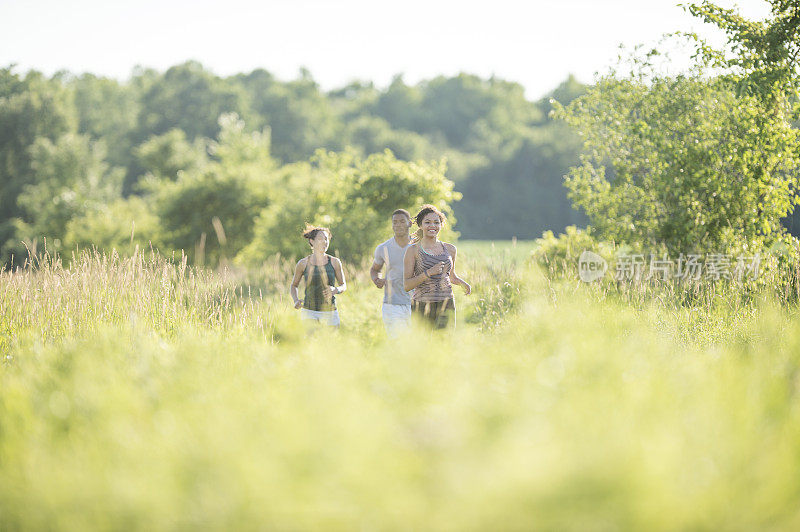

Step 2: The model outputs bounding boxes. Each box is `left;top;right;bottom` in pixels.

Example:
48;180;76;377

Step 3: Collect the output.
311;250;327;262
420;235;439;248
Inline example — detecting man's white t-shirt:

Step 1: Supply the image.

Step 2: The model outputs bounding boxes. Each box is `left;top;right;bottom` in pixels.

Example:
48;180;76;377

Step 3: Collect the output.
374;237;412;305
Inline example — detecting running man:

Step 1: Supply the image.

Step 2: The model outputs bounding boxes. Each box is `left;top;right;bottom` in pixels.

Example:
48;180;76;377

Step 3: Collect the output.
370;209;413;335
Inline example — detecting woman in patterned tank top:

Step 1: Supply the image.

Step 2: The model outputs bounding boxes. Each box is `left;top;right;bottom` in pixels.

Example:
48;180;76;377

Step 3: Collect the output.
403;204;471;329
289;224;347;327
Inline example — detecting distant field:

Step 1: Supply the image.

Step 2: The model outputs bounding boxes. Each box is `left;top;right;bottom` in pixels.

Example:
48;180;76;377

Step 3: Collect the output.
457;239;538;265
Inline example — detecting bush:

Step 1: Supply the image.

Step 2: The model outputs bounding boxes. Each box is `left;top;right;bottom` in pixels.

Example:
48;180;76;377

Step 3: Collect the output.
555;46;800;256
63;197;166;255
238;149;460;264
144;114;274;266
532;226;618;275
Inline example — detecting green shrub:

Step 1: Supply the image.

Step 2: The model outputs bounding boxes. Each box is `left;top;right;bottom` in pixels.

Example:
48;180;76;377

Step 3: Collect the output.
239;149;460;264
532;225;619;276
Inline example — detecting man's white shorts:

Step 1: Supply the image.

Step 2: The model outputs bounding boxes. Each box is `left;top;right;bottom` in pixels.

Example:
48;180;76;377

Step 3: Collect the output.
382;303;411;336
301;308;340;326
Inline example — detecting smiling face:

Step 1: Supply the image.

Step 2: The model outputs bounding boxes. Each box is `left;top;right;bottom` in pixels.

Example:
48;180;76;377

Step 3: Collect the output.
309;230;330;252
391;213;411;237
420;212;442;238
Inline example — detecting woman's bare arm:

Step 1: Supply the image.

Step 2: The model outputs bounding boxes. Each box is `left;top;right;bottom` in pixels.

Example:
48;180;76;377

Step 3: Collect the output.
290;258;307;309
404;245;446;292
331;257;347;294
446;243;471;295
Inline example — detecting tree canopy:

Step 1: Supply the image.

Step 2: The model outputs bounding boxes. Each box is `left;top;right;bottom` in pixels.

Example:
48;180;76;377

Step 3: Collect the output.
0;63;586;266
556;0;800;254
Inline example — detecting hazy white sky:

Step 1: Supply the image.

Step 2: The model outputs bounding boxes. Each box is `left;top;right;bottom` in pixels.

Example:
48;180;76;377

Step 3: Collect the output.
0;0;773;98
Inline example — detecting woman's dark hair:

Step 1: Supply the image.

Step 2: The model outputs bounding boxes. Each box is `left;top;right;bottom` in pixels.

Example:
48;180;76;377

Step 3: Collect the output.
412;204;446;242
302;223;331;246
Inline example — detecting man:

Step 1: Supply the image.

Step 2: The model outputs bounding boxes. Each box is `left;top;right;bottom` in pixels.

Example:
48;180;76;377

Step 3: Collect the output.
370;209;413;335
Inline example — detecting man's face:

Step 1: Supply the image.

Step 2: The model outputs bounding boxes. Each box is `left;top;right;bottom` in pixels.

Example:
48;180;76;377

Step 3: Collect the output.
392;214;411;236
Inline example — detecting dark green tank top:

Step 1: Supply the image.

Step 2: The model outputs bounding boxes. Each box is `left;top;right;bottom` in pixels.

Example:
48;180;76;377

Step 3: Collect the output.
303;256;337;311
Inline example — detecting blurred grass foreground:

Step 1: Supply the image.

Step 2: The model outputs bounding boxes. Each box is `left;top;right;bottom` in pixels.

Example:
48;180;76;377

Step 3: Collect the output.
2;244;800;530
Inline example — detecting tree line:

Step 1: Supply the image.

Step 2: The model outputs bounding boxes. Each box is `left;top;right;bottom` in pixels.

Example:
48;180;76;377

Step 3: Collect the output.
3;0;797;270
0;64;586;267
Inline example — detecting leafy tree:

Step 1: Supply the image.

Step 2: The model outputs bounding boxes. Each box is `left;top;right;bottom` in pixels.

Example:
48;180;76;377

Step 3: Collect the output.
240;149;460;263
538;74;588;116
451;75;587;239
328;80;380;121
373;75;426;132
1;61;595;257
419;74;543;150
63;196;165;254
556;1;800;253
235;69;339;162
457;123;585;239
134;128;208;183
343;115;436;162
0;69;74;262
683;0;800;237
15;133;123;254
146;114;274;265
135;61;250;142
69;73;139;169
557;73;800;253
126;62;251;194
684;0;799;107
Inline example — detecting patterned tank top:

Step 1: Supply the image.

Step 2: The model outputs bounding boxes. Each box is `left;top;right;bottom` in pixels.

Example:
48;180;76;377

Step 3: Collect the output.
303;255;337;311
412;243;453;302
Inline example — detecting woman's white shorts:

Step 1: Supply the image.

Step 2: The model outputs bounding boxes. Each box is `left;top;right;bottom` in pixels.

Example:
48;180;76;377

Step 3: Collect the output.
301;308;340;326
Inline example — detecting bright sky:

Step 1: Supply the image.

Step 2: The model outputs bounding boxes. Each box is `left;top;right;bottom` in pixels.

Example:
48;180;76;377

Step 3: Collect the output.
0;0;773;99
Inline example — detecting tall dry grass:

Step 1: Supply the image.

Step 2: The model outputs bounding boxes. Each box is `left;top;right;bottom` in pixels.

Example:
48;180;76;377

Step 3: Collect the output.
2;243;800;529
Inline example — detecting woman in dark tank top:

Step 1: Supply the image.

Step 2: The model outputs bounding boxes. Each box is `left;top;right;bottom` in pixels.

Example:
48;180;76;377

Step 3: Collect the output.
403;205;471;329
303;255;338;312
289;224;347;327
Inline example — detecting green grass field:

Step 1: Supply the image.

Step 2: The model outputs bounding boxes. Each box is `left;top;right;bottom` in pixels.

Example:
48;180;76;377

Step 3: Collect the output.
2;243;800;530
457;239;538;265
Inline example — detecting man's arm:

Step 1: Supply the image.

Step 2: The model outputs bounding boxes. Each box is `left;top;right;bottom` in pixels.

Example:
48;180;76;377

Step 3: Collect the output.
370;261;385;288
370;244;386;288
